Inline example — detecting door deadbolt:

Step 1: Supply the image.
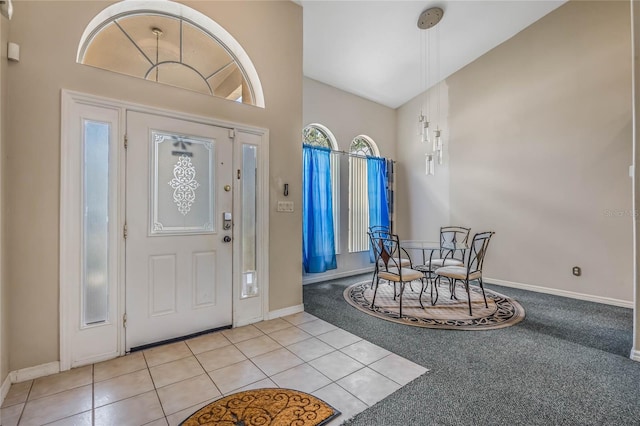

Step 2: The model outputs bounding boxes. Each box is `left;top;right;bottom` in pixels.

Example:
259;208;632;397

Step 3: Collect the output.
223;235;232;243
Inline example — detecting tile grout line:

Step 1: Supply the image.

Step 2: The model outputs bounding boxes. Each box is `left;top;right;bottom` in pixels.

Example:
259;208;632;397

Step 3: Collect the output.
186;338;224;398
16;367;94;405
18;315;417;425
92;364;95;426
301;322;404;409
143;348;170;425
262;320;374;419
316;379;371;414
169;339;225;422
15;378;34;425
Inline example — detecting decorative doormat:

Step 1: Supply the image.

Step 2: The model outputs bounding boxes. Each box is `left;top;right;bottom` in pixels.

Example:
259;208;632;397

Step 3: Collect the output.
344;280;525;330
179;388;340;426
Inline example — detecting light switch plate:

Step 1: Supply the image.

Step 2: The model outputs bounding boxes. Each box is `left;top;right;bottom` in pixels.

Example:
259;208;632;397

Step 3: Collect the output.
277;201;294;212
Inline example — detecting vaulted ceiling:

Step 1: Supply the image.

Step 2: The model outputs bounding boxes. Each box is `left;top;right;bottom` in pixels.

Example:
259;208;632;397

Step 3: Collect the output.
301;1;566;109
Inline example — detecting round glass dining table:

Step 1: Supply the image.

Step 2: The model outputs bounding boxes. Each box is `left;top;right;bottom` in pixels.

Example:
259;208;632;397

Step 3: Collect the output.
401;240;469;305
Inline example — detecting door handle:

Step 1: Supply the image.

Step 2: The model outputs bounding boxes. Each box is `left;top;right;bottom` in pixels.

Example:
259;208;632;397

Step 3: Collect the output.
223;235;232;243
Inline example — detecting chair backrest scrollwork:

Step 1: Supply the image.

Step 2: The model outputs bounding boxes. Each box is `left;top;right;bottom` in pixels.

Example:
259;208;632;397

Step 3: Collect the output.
466;231;495;276
440;226;471;260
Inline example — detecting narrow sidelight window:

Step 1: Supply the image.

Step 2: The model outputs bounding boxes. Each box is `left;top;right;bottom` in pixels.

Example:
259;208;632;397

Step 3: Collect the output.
241;144;258;298
82;120;111;325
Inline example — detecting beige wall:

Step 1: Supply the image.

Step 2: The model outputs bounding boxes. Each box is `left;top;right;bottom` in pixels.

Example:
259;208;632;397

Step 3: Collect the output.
302;77;397;282
398;0;634;303
396;83;451;242
633;0;639;359
1;14;8;382
6;1;302;371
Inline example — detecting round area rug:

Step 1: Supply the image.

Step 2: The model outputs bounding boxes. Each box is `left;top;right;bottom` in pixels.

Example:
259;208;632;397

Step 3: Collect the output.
179;388;340;426
344;280;525;330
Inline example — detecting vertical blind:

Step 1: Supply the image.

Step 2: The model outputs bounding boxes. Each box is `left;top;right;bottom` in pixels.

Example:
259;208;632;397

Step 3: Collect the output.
330;151;341;254
349;156;369;252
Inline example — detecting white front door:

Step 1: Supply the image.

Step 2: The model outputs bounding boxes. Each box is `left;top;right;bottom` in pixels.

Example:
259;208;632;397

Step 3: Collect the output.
125;111;233;350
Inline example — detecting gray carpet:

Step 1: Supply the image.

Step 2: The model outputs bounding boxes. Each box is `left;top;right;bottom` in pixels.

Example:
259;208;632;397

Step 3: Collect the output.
303;274;640;425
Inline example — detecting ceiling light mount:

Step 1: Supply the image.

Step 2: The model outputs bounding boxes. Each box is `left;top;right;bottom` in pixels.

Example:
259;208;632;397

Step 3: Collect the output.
417;7;444;30
151;27;163;37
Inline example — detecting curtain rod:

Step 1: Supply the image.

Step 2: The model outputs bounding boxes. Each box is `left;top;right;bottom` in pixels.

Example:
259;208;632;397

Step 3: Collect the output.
331;149;397;163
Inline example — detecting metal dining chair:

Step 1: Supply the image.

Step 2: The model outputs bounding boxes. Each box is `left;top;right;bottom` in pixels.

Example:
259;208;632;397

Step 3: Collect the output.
414;226;470;304
431;226;471;268
434;231;495;315
369;233;424;318
368;226;411;291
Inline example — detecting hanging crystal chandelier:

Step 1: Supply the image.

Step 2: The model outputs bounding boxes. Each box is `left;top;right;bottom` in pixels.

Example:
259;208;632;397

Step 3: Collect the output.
417;6;444;175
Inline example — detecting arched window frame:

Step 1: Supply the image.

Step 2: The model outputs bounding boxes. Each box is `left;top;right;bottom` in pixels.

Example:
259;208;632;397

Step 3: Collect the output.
302;123;338;150
350;134;380;157
77;0;265;108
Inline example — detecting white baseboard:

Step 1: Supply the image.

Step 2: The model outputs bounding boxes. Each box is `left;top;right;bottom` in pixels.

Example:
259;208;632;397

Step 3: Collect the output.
486;277;634;309
10;361;60;383
631;348;640;362
303;267;374;285
267;304;304;319
0;373;12;407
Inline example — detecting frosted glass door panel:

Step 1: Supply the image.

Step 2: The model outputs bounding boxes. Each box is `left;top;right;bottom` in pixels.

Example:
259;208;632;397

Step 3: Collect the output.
83;120;110;325
241;144;258;299
151;131;215;234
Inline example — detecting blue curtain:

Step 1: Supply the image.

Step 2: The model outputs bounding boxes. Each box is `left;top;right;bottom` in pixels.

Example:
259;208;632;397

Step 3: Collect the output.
367;156;390;261
302;145;337;273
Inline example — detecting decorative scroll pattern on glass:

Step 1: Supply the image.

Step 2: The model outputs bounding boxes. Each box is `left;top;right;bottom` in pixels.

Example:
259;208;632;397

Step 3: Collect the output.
169;155;200;216
151;131;215;235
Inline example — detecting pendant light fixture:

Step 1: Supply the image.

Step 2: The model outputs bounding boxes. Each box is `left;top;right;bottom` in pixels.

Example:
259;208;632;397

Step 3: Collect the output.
417;6;444;175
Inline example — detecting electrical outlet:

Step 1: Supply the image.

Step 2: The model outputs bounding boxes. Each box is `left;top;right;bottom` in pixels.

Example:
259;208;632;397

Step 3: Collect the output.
277;201;294;212
572;266;581;277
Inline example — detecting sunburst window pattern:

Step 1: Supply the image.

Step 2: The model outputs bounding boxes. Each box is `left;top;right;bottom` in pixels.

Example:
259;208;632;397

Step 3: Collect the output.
79;13;253;104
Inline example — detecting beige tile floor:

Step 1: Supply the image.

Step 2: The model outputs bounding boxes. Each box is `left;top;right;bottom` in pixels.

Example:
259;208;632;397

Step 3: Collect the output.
1;312;427;426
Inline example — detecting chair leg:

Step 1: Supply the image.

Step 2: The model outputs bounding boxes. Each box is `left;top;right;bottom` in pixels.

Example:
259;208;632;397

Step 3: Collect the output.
432;276;439;305
479;278;488;308
398;282;405;318
449;278;458;300
371;277;380;310
418;279;425;309
465;279;472;316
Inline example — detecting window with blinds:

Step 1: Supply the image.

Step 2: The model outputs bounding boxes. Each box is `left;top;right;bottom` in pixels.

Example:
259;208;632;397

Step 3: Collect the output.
330;151;341;254
348;156;369;252
348;136;379;253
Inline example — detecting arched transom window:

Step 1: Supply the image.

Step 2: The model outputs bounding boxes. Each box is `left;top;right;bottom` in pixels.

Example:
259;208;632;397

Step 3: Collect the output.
350;135;379;157
302;124;338;150
77;1;264;107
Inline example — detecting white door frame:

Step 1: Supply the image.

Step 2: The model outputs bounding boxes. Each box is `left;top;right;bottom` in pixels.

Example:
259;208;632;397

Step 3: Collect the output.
60;90;269;371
